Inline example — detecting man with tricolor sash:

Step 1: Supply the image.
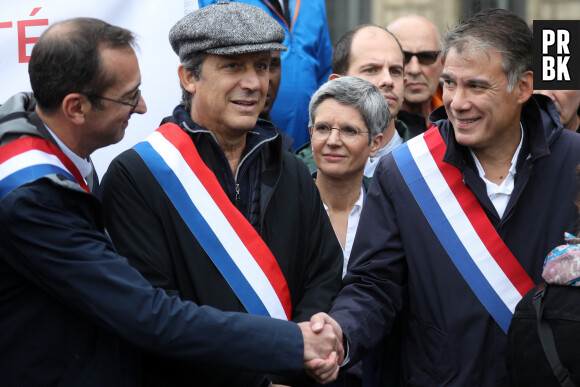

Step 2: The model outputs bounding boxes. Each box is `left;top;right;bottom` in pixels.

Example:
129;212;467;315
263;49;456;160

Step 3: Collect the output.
0;16;343;387
101;2;343;386
309;8;580;386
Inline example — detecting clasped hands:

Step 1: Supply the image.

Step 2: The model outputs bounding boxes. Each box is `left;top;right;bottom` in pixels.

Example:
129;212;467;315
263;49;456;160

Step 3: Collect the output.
298;312;344;384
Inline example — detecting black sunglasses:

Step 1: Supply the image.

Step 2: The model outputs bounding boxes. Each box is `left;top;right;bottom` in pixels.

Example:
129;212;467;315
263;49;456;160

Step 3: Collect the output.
403;50;441;65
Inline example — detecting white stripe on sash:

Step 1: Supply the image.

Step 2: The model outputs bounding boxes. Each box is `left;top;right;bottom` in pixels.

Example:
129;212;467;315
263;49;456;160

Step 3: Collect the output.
145;131;288;320
0;149;67;180
406;136;523;312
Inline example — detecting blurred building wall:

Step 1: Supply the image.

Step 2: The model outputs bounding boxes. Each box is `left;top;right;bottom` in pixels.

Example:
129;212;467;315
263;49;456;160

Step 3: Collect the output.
325;0;580;44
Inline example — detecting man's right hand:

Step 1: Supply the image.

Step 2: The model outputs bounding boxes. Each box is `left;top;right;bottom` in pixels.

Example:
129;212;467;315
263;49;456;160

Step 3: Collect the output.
298;313;344;384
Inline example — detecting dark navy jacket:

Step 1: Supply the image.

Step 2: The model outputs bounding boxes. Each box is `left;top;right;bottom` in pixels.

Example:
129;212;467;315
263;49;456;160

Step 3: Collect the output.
330;95;580;386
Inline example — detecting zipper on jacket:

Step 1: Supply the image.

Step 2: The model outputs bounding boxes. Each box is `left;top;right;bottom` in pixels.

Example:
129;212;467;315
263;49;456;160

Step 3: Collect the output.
234;183;241;209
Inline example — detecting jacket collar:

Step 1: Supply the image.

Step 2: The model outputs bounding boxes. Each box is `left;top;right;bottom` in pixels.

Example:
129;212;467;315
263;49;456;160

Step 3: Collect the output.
168;105;281;176
170;104;279;150
0;93;55;147
394;118;413;142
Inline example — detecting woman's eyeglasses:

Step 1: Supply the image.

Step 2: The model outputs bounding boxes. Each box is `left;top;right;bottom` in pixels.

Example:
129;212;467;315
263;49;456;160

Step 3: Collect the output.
310;122;369;143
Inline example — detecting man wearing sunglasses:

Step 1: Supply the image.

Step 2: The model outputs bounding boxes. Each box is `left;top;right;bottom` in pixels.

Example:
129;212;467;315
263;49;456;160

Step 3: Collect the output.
388;15;444;134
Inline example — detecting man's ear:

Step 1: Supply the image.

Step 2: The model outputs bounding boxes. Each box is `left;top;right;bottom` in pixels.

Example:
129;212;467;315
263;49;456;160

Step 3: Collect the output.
328;73;341;81
61;93;90;125
517;70;534;104
178;63;197;94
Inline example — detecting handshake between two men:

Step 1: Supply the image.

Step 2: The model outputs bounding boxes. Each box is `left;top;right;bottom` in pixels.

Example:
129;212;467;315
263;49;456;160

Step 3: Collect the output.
298;313;344;384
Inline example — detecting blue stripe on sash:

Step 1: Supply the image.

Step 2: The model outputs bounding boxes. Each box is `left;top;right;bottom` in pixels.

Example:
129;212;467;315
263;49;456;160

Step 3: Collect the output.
134;141;270;316
393;142;513;332
0;164;75;200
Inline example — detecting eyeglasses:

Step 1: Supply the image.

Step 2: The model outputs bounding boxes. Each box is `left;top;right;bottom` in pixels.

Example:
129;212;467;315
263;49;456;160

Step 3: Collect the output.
310;122;369;143
92;89;141;113
403;50;441;65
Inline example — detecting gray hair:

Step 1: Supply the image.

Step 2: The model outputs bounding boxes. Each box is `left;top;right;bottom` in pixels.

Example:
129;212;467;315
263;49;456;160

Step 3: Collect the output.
308;76;390;143
179;51;207;113
443;8;532;93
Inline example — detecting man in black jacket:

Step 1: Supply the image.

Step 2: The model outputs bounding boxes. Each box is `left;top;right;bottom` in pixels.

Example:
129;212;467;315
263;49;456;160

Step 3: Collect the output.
101;3;343;386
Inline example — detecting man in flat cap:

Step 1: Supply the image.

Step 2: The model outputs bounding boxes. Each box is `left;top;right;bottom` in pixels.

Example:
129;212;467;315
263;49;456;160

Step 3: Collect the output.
101;2;343;386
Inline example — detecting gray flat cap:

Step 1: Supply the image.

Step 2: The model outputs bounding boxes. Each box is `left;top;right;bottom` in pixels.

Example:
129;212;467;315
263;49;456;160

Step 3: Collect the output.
169;1;287;61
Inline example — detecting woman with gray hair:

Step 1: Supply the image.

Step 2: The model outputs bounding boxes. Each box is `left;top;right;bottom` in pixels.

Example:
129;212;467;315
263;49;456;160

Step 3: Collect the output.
303;75;389;387
307;76;388;277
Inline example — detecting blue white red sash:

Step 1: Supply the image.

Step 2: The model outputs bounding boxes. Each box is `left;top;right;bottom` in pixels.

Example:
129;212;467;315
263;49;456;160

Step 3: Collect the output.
393;127;535;333
133;123;291;320
0;136;89;201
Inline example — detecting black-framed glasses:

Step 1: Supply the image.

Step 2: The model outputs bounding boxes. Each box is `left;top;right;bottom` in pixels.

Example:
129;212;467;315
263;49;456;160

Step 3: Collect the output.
93;89;141;113
403;50;441;65
310;122;369;143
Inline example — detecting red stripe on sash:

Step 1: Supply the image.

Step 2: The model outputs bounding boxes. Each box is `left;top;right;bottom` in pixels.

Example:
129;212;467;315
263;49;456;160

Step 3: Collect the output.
423;128;534;296
1;136;89;193
157;124;292;319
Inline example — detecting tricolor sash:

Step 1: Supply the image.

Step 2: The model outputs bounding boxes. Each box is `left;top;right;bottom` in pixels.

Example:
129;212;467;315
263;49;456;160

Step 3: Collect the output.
393;127;535;333
133;123;291;320
0;136;89;201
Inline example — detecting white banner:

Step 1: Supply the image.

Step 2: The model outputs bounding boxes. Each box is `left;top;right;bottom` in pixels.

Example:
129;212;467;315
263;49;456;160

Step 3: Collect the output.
0;1;186;177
